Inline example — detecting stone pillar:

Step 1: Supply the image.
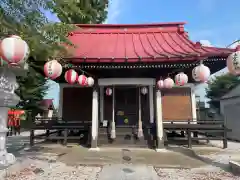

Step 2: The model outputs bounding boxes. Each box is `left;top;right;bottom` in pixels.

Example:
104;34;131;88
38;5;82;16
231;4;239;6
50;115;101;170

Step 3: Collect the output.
0;68;21;166
90;86;99;151
156;89;165;150
149;85;154;124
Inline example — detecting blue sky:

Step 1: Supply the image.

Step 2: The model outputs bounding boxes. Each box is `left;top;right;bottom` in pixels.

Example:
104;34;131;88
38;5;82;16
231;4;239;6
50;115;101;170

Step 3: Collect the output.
45;0;240;107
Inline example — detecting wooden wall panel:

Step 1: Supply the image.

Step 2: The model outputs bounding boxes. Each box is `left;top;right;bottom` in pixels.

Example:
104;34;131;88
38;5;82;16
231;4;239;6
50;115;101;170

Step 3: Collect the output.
161;88;192;121
62;87;92;122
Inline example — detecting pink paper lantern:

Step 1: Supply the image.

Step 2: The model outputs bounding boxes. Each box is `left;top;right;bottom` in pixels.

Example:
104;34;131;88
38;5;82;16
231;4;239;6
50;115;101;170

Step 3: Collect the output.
227;49;240;75
106;88;112;96
78;74;88;86
87;77;94;87
157;80;164;89
0;35;30;65
44;60;62;80
175;72;188;86
64;69;78;84
163;77;174;89
192;64;210;82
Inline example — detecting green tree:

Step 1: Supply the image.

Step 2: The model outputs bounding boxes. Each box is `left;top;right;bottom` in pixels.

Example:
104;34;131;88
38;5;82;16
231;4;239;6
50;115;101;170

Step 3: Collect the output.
49;0;109;24
0;0;109;119
206;73;240;110
0;0;76;118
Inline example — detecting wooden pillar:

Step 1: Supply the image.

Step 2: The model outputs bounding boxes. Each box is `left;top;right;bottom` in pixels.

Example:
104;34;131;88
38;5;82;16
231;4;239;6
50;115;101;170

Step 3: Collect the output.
190;86;197;122
138;87;143;137
156;89;165;150
110;87;116;139
90;84;99;150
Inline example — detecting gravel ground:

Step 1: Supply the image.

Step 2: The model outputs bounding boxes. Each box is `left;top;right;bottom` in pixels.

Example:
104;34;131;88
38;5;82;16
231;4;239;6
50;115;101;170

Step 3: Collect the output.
2;159;102;180
155;166;240;180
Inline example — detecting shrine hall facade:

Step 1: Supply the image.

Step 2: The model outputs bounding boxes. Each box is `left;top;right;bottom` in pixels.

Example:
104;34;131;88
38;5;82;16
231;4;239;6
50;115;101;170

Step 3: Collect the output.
58;22;233;150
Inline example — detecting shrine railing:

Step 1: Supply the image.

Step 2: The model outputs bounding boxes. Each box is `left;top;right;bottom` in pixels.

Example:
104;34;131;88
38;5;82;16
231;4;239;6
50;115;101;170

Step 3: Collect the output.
163;119;231;149
30;117;92;146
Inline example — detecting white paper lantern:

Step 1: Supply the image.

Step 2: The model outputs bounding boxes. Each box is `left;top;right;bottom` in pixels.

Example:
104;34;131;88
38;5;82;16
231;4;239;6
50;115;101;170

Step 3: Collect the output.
192;66;200;82
141;87;148;95
175;72;188;86
157;80;164;89
44;60;62;80
78;74;88;86
0;35;30;65
192;64;210;82
87;77;94;87
106;88;112;96
163;77;174;89
64;69;78;84
227;50;240;75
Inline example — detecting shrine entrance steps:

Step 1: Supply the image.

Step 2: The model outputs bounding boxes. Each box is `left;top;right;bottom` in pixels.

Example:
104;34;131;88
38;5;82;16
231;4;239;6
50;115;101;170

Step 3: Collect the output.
98;127;155;148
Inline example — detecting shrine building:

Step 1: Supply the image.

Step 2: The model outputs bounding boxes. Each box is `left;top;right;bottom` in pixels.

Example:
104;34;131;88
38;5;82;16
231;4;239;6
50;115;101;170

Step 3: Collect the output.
57;22;233;150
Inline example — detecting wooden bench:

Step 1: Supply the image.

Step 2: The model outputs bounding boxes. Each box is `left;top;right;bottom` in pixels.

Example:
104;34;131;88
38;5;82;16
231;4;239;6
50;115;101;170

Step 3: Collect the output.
163;120;231;149
30;117;91;146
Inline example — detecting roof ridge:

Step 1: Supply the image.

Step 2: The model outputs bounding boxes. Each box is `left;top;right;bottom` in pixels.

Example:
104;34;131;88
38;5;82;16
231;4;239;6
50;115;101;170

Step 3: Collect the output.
74;22;186;28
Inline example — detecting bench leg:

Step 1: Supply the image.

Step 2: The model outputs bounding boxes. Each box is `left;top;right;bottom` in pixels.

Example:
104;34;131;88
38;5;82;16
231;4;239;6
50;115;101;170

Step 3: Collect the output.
63;129;68;146
187;129;192;148
46;130;50;140
223;130;228;149
30;130;34;147
57;130;62;144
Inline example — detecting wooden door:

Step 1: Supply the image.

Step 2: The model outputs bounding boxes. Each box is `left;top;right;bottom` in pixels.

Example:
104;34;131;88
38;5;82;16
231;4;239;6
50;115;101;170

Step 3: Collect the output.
115;87;138;126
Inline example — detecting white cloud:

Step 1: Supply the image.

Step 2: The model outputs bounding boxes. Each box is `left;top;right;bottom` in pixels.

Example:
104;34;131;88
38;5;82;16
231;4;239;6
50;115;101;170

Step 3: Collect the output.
104;0;122;24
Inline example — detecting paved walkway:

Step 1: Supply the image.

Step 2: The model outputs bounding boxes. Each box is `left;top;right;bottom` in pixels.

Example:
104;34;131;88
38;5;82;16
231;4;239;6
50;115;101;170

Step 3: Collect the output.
98;164;159;180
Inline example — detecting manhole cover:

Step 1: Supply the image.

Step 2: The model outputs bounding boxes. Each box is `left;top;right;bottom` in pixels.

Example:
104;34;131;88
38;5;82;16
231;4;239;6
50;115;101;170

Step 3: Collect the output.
122;155;131;161
33;168;44;174
122;168;134;173
122;149;131;161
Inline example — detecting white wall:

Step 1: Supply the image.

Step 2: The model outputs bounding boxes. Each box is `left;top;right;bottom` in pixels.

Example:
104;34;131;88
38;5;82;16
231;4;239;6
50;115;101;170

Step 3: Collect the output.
221;97;240;141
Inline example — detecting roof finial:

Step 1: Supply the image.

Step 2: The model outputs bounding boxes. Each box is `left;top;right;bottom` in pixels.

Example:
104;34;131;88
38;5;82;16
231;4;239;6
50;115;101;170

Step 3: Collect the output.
235;45;240;52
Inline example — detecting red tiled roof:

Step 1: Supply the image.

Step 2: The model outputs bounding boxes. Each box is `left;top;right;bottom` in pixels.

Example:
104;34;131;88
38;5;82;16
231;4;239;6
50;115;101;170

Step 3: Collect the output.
66;22;234;63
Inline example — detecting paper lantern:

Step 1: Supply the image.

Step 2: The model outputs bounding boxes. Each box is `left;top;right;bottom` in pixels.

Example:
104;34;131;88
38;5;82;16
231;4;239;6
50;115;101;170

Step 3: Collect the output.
157;80;164;89
175;72;188;86
44;60;62;80
78;74;88;86
0;35;30;65
192;64;210;82
87;77;94;87
64;69;78;84
106;88;112;96
141;87;148;95
192;66;200;82
227;50;240;75
163;77;174;89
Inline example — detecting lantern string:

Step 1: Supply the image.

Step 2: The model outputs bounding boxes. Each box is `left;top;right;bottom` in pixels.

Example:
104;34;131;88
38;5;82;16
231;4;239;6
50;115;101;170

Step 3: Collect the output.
61;61;95;77
165;58;207;78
